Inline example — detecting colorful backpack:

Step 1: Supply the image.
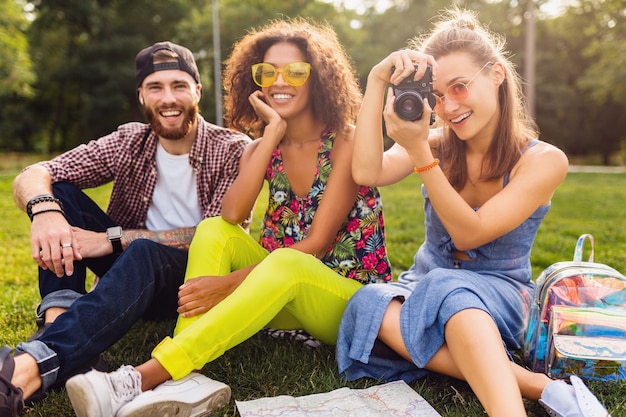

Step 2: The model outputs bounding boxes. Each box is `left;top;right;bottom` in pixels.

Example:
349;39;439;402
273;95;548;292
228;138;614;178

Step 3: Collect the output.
524;234;626;381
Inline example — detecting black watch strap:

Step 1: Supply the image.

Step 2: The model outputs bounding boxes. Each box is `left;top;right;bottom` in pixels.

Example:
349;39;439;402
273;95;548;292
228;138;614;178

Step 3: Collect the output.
110;238;123;253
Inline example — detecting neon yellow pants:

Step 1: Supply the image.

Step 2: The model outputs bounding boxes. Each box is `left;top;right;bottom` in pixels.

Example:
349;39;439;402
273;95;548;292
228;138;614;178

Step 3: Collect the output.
151;217;363;380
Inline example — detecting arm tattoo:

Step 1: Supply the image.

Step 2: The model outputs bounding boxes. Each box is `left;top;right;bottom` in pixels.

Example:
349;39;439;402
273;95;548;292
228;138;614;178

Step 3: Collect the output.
123;227;196;251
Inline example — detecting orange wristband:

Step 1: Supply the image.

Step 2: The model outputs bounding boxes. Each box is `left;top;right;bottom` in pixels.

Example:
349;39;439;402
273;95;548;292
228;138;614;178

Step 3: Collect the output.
413;158;440;173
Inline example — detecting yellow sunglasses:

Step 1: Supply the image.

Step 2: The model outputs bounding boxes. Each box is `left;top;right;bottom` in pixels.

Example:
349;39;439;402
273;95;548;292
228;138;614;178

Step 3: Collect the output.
251;62;311;88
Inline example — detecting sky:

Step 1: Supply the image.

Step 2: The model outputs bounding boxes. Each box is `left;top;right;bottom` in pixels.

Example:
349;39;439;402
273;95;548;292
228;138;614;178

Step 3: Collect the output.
324;0;575;18
324;0;394;14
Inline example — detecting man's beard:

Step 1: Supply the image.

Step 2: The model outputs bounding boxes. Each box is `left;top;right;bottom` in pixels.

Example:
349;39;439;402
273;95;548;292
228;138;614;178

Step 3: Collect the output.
145;104;198;140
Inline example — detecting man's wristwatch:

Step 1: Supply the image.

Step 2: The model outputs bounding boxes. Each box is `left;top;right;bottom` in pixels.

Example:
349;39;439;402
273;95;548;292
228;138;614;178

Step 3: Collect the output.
106;226;123;254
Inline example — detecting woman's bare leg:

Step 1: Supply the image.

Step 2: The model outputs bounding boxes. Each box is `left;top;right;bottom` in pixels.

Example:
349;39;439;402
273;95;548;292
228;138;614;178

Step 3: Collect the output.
378;300;551;415
442;309;525;416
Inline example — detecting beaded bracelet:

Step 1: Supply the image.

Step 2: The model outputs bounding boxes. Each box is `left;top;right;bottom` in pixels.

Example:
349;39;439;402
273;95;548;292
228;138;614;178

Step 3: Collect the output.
26;194;64;221
413;158;440;173
30;208;66;220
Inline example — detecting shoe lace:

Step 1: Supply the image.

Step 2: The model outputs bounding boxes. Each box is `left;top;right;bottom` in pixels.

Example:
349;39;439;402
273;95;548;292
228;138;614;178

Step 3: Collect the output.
108;366;142;402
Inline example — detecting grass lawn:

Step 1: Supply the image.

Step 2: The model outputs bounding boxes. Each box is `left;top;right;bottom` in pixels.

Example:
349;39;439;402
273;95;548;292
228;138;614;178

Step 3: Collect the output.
0;162;625;416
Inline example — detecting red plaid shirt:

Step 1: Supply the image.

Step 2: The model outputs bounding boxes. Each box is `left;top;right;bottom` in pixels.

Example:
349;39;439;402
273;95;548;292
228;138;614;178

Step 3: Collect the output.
42;115;251;229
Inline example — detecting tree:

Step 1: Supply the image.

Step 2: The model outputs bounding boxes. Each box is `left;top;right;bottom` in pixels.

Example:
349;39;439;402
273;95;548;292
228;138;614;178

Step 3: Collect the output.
576;0;626;164
0;0;36;151
25;0;197;152
4;0;625;162
0;0;34;98
534;0;626;163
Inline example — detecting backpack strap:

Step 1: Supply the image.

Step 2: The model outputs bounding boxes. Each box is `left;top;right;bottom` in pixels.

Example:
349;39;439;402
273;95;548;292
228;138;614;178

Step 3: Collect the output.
573;233;595;263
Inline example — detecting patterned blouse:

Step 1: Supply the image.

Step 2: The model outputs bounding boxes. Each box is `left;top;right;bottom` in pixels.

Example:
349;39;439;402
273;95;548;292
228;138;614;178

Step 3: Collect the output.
259;129;392;284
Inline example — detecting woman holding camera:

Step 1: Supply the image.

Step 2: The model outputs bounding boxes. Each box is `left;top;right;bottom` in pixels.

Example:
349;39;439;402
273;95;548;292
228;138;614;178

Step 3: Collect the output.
336;8;610;417
65;17;392;417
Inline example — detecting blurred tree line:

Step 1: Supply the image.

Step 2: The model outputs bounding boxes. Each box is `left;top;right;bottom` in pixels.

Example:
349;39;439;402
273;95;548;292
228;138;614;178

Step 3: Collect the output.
0;0;624;164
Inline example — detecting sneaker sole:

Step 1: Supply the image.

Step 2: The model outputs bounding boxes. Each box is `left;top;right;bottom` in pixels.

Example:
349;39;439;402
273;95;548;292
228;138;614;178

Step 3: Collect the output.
66;374;105;417
117;384;231;417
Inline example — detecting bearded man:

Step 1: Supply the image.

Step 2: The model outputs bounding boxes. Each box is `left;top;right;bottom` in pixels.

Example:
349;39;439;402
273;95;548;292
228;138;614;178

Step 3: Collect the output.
1;41;251;414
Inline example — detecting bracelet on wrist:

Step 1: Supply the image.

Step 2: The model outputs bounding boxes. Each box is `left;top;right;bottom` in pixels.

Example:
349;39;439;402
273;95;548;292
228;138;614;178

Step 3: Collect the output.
26;194;64;220
413;158;440;174
30;208;66;221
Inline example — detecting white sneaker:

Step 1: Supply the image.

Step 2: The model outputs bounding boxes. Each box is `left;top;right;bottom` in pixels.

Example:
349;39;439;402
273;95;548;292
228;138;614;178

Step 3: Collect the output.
539;375;611;417
115;372;231;417
66;365;142;417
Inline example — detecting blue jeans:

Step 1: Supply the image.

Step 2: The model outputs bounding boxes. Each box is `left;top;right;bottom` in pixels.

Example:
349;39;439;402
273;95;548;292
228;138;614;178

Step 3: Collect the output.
18;184;186;391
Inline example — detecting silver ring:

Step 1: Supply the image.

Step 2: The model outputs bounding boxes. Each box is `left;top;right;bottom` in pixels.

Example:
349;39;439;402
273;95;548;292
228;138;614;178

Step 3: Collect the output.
61;242;72;248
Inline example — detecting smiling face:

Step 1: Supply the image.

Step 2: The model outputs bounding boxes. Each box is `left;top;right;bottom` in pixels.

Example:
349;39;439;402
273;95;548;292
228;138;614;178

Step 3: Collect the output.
260;42;312;121
433;52;503;143
138;67;202;140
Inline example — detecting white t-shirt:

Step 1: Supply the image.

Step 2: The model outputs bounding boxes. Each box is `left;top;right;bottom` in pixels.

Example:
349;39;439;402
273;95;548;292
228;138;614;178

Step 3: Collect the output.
146;142;202;230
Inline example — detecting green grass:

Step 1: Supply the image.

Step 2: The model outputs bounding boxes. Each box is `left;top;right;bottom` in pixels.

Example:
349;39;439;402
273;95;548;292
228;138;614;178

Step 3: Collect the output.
1;168;626;416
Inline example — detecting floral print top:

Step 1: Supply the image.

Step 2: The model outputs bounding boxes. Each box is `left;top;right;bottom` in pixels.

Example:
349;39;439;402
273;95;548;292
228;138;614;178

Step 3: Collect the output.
259;129;392;284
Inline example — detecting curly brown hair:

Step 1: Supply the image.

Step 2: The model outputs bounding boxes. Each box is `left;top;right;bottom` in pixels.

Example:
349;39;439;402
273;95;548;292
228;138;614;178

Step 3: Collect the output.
223;17;362;139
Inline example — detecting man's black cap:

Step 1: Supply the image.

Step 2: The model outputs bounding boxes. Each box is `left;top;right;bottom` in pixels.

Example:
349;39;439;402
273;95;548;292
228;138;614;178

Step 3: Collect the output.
135;41;200;87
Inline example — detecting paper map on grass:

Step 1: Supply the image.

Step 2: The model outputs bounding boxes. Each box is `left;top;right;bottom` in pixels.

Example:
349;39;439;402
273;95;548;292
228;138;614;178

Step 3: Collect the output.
236;380;441;417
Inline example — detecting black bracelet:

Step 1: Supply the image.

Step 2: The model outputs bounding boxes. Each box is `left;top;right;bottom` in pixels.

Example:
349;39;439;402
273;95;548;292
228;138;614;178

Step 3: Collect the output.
30;208;66;221
26;194;64;220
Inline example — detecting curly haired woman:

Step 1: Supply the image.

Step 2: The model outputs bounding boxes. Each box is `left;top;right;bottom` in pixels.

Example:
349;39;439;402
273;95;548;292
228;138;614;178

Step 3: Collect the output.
65;17;392;417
